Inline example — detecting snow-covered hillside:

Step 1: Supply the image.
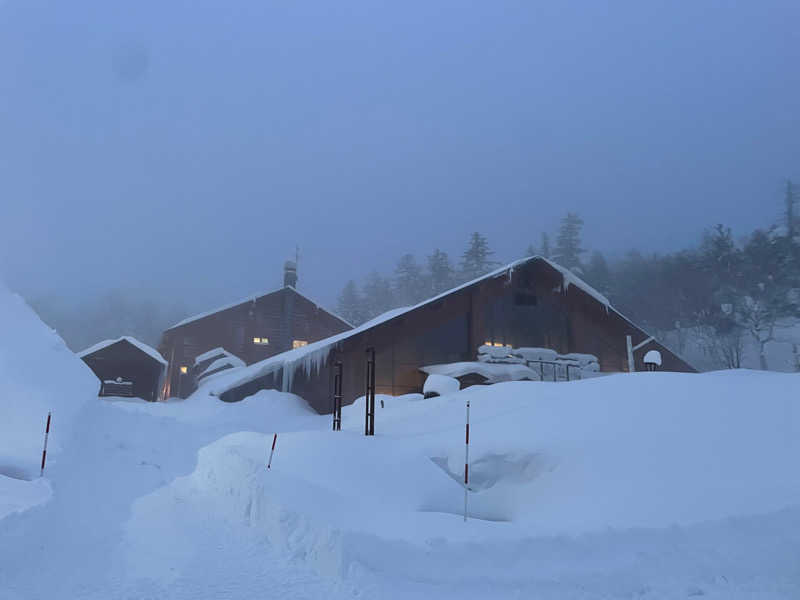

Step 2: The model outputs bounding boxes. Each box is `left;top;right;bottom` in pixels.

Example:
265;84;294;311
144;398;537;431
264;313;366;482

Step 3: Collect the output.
0;282;97;517
1;361;798;598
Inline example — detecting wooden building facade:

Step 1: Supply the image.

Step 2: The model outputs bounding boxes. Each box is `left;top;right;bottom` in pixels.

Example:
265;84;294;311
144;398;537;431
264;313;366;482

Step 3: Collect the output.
158;263;352;399
78;336;167;402
215;257;696;413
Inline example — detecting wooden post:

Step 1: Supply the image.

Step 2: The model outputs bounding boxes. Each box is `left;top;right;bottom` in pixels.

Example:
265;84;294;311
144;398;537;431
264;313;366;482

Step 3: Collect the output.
332;361;343;431
626;335;635;373
364;348;376;436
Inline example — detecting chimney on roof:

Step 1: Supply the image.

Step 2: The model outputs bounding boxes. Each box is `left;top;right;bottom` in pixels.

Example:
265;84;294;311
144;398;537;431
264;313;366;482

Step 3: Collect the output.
284;260;298;288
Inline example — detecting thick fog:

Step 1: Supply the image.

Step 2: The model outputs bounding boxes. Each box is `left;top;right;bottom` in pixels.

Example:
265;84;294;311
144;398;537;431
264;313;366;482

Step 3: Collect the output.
1;1;798;346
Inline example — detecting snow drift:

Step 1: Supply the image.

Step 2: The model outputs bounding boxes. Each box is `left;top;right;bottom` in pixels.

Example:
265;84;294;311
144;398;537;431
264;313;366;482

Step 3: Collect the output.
123;370;800;593
0;281;97;516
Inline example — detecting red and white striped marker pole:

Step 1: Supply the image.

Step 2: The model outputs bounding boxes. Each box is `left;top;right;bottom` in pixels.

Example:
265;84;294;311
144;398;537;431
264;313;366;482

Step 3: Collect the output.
267;433;277;469
464;399;470;522
40;412;51;478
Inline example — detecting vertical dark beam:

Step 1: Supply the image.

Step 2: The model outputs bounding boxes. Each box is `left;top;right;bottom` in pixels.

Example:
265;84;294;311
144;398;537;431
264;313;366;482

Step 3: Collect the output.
333;361;343;431
365;347;375;436
370;348;376;435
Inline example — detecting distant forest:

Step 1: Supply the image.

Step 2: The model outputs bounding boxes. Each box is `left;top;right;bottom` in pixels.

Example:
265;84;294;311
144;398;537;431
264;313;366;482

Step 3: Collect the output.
335;181;800;371
30;181;800;371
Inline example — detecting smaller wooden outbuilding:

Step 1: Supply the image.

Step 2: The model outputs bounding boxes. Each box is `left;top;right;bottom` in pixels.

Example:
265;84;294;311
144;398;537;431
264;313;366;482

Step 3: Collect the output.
78;336;167;402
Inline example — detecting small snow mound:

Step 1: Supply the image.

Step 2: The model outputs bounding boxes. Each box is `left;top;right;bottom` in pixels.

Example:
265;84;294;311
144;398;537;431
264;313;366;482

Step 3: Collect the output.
644;349;663;366
423;374;460;398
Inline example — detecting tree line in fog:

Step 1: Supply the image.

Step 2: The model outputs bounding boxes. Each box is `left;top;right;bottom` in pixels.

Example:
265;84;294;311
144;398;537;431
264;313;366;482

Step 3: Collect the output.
337;181;800;370
29;181;800;370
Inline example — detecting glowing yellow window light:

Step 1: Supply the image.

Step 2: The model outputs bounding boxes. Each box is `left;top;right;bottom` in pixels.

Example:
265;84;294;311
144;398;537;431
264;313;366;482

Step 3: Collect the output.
179;366;188;374
493;342;505;347
253;337;261;344
292;340;308;349
253;337;269;345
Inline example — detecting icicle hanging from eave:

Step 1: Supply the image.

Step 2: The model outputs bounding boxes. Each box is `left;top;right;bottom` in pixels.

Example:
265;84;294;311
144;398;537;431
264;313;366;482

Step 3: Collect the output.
557;269;611;314
280;343;336;393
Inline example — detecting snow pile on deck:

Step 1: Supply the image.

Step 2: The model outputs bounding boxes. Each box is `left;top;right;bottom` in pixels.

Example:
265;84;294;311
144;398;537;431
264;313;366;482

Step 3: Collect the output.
122;371;800;596
0;282;96;516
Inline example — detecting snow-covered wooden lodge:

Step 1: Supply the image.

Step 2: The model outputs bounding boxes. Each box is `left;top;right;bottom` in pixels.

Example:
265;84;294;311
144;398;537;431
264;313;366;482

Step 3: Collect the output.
157;262;352;398
78;336;167;402
204;256;696;413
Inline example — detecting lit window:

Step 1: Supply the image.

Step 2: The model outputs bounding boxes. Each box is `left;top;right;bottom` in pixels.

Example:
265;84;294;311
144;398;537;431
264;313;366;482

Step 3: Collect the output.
484;341;493;347
493;342;505;347
253;337;269;345
179;366;188;374
292;340;308;349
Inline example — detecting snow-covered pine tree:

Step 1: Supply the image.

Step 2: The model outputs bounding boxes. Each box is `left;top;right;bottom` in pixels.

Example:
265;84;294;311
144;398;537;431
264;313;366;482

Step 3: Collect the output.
337;280;366;326
361;271;396;320
394;254;427;306
427;249;455;296
540;232;551;258
785;179;797;241
585;251;611;295
460;232;495;281
553;213;584;272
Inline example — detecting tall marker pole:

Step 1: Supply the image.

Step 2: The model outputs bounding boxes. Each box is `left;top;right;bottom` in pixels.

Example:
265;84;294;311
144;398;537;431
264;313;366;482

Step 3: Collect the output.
464;399;470;522
267;433;277;469
40;412;51;477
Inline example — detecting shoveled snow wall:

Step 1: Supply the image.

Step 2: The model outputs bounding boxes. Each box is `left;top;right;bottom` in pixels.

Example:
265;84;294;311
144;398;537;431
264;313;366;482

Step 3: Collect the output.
0;282;98;480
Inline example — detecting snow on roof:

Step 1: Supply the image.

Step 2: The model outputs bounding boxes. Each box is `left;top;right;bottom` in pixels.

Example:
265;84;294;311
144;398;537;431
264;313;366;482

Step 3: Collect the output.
198;355;246;378
209;256;622;398
77;336;167;365
194;347;230;365
166;286;352;331
421;362;539;383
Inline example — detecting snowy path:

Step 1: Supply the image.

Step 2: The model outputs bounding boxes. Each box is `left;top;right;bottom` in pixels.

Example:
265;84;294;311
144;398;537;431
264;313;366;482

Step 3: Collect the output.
0;396;355;600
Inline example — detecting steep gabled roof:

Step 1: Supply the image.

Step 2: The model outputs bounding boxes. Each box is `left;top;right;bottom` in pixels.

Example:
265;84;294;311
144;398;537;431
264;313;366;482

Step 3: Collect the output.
78;336;167;365
206;256;651;398
165;285;353;332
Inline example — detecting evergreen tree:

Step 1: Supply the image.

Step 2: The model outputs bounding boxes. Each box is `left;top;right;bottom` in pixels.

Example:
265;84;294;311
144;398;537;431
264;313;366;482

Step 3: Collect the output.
460;232;495;281
785;179;797;240
337;280;366;325
584;251;611;295
553;213;584;271
540;232;551;258
427;249;455;295
361;271;395;320
393;253;427;306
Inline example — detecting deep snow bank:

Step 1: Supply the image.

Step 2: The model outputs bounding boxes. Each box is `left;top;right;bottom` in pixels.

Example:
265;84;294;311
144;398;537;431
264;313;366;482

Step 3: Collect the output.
0;282;97;516
125;371;800;585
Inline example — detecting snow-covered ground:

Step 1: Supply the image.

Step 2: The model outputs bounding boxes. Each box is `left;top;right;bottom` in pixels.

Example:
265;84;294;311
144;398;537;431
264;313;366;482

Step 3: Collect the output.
2;287;799;599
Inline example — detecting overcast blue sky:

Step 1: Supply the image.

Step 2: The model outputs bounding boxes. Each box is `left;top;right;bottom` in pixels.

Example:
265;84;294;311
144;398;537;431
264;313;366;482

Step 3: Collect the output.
1;0;798;312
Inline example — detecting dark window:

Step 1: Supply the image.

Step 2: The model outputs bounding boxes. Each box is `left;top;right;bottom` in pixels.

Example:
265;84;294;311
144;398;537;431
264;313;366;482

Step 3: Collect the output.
514;292;537;306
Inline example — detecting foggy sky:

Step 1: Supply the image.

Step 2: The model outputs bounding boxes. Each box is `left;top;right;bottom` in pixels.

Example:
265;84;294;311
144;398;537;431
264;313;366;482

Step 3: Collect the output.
1;0;798;313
